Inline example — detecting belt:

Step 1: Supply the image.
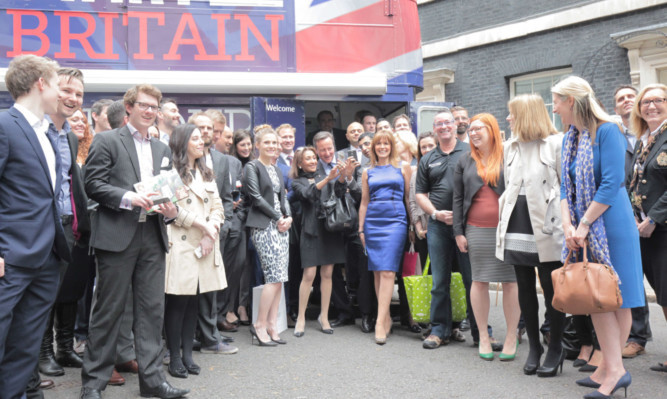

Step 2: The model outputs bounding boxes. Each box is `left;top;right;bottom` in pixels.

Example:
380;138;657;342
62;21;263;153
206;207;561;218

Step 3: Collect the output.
61;214;74;225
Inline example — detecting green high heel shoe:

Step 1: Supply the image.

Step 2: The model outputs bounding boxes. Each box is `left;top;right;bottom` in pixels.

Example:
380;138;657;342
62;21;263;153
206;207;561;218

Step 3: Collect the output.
479;343;494;361
499;339;519;362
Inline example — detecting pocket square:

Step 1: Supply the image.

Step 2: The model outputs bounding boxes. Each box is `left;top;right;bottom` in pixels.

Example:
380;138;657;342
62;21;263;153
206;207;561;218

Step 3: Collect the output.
161;156;170;168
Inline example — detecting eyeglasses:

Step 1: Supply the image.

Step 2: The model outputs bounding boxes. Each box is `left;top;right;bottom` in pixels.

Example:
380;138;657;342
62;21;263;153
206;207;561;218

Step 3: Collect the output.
135;101;159;112
468;126;487;133
433;120;455;128
640;98;666;108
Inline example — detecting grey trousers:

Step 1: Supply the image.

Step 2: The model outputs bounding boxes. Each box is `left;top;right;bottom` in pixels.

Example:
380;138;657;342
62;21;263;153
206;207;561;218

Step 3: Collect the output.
81;222;166;391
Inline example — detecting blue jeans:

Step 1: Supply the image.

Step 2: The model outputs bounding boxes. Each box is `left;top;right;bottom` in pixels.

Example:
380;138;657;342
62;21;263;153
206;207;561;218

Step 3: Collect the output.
427;220;462;340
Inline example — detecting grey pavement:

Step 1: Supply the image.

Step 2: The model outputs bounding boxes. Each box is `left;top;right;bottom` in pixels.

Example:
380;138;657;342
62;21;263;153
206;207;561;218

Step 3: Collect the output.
43;296;666;399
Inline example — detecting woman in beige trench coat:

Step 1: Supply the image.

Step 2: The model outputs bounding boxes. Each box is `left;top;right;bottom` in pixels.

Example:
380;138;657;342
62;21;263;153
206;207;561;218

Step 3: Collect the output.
164;124;225;379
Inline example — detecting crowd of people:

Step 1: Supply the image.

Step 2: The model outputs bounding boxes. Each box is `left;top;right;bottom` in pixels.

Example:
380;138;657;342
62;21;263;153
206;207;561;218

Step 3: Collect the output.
0;54;665;399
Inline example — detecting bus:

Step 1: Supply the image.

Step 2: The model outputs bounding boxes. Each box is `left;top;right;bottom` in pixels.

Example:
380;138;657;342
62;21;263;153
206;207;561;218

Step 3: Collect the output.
0;0;451;143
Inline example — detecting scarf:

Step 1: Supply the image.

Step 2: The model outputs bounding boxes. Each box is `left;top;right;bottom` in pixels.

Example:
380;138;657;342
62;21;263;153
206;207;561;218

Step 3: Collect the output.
629;122;667;217
560;126;616;276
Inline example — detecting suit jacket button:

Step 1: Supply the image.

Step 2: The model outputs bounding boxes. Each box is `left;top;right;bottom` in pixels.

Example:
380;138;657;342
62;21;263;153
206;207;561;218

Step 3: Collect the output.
641;180;646;184
181;235;187;241
551;217;555;222
206;216;210;222
543;180;546;184
187;199;192;204
204;198;209;203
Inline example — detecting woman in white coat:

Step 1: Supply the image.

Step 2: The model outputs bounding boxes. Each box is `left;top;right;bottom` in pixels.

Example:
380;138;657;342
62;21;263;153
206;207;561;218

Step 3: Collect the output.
497;94;565;377
164;124;225;378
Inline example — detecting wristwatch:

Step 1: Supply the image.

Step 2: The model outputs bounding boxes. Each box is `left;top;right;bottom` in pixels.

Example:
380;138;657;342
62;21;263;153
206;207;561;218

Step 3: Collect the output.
580;216;592;227
431;211;437;220
647;216;655;225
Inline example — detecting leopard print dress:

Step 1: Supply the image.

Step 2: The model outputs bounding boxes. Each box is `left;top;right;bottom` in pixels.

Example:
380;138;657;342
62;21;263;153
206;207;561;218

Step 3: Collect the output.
250;165;289;283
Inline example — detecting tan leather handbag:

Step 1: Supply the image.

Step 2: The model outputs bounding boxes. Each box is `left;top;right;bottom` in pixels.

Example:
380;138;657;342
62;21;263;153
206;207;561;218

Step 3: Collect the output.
551;245;622;315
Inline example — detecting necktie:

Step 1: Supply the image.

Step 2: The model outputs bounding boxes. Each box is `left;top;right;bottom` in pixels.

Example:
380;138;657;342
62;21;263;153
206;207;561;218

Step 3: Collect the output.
46;127;62;194
287;155;293;166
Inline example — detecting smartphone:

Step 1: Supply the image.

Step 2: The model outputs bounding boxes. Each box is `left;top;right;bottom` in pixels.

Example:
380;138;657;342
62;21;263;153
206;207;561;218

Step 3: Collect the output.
194;246;202;259
347;149;356;160
231;190;240;202
152;197;169;205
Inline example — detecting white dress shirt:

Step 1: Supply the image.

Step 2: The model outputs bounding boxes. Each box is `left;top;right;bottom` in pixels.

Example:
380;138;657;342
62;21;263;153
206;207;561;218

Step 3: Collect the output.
14;103;56;191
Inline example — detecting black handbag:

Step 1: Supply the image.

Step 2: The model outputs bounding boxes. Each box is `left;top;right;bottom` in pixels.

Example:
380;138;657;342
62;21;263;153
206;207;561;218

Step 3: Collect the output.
321;192;357;233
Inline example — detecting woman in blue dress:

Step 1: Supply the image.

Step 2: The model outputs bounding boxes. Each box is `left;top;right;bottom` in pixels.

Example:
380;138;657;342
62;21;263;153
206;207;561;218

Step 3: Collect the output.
358;131;411;345
552;76;644;399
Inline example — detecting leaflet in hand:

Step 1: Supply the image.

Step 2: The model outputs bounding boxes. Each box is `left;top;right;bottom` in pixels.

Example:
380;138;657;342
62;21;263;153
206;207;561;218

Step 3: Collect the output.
134;170;188;213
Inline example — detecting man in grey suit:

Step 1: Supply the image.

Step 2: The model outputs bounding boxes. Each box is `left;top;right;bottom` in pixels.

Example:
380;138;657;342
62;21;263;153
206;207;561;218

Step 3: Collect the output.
189;112;238;354
80;84;188;399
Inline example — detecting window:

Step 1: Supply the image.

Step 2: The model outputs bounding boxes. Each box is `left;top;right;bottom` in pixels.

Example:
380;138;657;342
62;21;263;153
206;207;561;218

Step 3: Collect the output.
510;68;572;132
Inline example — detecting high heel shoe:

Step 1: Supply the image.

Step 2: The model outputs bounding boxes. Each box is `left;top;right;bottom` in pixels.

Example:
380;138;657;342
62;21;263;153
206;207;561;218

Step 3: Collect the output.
523;345;544;375
575;377;601;388
499;339;519;362
479;342;494;361
536;349;565;377
249;325;278;347
583;371;631;399
168;361;188;379
375;325;387;345
574;347;594;368
318;316;333;334
184;362;200;375
267;328;286;344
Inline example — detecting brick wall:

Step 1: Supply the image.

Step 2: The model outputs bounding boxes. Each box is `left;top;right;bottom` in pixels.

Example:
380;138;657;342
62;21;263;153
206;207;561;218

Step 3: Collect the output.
420;5;667;132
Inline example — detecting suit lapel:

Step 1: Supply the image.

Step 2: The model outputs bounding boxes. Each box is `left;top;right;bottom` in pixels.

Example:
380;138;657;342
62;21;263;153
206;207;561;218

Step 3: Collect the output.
10;107;54;192
645;127;667;167
119;127;141;181
67;131;78;169
151;138;163;176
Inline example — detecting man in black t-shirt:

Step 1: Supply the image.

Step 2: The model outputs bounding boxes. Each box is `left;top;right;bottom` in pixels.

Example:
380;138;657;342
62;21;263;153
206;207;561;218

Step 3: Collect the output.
415;110;474;349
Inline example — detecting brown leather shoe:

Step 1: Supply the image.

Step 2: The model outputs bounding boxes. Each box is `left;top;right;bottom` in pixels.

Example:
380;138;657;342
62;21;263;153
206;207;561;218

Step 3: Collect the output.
108;368;125;386
622;342;646;358
115;359;139;374
217;319;239;332
39;379;55;390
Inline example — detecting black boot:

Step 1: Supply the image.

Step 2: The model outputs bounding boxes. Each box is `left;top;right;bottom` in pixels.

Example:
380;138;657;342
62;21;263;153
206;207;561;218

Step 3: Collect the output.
514;266;544;375
54;302;83;368
39;309;64;376
536;264;566;377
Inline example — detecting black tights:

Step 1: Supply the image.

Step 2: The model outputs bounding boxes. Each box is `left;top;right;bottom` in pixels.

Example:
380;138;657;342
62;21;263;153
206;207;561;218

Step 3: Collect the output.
514;262;565;366
165;294;199;368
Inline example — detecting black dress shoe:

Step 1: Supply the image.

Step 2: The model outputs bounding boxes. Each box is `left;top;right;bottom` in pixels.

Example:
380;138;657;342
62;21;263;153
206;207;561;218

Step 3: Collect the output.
140;381;190;398
40;379;55;390
216;319;238;332
459;319;470;331
330;316;355;328
80;387;102;399
360;315;374;333
39;355;65;376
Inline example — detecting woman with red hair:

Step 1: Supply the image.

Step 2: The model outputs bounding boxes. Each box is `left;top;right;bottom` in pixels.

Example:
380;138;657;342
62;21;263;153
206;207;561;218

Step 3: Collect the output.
454;113;520;361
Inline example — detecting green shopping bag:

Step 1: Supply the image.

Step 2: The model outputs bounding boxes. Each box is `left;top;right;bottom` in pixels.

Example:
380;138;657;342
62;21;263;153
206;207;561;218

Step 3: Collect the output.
404;256;433;323
450;271;467;322
403;256;468;323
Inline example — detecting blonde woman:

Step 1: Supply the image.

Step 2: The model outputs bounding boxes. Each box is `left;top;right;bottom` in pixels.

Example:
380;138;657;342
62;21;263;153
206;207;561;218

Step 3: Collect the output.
553;76;644;398
497;94;564;376
394;129;418;166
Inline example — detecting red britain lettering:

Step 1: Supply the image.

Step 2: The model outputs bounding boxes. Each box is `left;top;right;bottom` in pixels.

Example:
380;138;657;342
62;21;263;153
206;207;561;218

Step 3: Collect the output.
7;10;50;57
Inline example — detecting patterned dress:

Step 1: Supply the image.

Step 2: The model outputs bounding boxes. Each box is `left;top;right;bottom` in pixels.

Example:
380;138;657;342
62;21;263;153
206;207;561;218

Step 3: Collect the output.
250;164;289;283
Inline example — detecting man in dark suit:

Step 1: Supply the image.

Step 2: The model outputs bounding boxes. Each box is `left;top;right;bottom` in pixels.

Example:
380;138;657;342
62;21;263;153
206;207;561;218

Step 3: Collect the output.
613;85;653;359
80;84;188;399
335;123;376;332
189;112;239;353
0;54;71;399
306;110;349;150
30;67;91;397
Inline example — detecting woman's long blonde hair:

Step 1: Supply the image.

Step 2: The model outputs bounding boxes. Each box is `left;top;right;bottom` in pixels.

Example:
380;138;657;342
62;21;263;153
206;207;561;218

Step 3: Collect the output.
508;94;558;142
551;76;615;139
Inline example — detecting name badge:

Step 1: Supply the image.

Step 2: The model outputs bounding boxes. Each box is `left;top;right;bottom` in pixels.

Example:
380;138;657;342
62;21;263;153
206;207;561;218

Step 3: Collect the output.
429;162;442;168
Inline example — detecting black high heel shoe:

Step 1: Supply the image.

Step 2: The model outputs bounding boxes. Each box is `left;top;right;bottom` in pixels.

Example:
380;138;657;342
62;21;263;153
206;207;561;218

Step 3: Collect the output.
318;316;334;334
536;349;565;377
523;345;544;375
249;325;278;347
582;371;631;399
574;348;595;368
184;362;201;375
168;361;188;379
